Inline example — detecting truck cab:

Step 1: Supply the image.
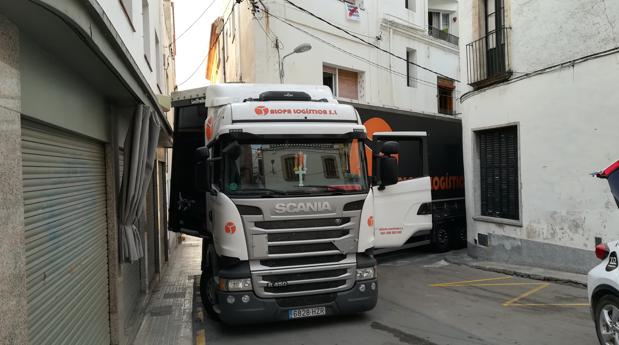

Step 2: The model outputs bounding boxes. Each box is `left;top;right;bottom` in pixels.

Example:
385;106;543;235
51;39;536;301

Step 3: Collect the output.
169;84;432;324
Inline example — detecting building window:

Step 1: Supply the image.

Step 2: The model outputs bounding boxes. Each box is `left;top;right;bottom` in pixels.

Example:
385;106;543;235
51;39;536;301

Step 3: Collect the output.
442;13;450;31
406;49;417;88
466;0;509;86
322;157;339;179
120;0;135;30
405;0;416;11
142;0;152;69
282;156;296;181
484;0;505;72
323;66;337;96
478;126;519;220
428;11;459;45
322;65;360;100
437;77;455;115
428;11;451;33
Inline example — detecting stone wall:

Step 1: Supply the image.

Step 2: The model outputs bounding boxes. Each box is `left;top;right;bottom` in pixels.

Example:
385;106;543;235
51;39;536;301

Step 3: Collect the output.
0;13;27;345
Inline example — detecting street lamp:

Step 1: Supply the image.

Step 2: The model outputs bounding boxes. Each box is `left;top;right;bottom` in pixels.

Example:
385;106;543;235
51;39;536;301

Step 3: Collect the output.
279;43;312;83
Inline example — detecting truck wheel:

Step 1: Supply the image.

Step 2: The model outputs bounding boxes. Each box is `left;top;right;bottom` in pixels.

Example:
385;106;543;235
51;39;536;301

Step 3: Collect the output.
431;227;450;253
200;252;220;320
594;294;619;345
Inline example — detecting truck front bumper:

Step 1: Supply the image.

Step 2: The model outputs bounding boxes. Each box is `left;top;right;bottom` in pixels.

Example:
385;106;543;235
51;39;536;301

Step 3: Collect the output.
215;280;378;324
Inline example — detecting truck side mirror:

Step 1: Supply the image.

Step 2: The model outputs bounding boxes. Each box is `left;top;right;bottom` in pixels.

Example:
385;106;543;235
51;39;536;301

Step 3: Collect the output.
378;156;398;190
378;141;399;190
380;141;399;155
194;146;209;192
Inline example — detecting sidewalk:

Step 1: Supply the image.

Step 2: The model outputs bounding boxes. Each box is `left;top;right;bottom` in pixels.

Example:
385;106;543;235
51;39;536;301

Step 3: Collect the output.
445;249;588;287
133;236;203;345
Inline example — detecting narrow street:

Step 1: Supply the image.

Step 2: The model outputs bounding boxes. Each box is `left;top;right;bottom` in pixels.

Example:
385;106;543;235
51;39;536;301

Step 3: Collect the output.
153;238;596;345
2;1;618;345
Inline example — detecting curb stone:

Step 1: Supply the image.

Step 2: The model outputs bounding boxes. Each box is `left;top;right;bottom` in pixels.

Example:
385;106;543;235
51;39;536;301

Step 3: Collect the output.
444;256;588;288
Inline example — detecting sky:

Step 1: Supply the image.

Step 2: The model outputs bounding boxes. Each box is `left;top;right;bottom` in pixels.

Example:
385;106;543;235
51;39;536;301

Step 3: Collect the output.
173;0;222;90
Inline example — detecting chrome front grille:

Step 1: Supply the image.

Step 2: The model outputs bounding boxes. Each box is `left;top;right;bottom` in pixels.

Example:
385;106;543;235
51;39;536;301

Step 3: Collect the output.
259;254;346;268
235;195;365;298
248;216;359;259
249;216;358;297
252;264;355;298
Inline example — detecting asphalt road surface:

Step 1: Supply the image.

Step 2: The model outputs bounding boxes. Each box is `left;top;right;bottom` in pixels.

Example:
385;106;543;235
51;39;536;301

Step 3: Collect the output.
202;247;597;345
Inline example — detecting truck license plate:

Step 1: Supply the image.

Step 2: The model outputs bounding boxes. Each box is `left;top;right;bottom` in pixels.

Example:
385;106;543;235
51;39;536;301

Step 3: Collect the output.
288;306;326;319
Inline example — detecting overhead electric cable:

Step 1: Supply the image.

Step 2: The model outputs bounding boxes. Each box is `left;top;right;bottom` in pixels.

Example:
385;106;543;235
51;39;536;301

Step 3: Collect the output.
166;0;217;48
283;0;459;82
256;16;276;44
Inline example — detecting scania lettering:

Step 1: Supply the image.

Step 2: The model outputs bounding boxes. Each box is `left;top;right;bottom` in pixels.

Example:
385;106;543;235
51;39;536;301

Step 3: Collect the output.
273;202;332;214
169;84;433;324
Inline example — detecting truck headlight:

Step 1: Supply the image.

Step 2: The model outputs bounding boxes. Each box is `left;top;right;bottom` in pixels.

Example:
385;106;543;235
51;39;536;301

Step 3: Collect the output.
219;278;252;292
356;267;376;281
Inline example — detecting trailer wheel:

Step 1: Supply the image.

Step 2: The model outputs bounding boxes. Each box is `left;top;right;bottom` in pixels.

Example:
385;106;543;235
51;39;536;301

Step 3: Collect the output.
431;227;450;252
200;247;220;320
454;227;467;249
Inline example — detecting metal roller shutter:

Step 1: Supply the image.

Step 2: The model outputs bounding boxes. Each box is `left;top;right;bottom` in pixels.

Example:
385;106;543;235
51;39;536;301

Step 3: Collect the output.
21;120;110;345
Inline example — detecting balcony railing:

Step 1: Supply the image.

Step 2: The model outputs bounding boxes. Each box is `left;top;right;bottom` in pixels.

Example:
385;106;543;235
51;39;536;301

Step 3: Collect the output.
466;27;512;88
428;26;459;46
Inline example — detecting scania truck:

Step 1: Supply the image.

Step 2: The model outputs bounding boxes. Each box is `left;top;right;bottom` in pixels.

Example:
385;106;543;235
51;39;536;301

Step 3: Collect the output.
169;84;435;324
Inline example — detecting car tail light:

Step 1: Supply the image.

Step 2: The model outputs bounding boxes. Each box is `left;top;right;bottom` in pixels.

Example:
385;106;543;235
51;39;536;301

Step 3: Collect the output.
596;243;610;260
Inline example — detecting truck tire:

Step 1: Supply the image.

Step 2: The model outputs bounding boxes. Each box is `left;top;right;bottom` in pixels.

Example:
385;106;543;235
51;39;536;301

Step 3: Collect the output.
200;248;220;320
431;227;450;253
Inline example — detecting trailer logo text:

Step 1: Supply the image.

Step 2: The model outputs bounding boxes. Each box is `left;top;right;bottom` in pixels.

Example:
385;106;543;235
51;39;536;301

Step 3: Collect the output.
254;105;337;116
431;175;465;191
273;201;333;214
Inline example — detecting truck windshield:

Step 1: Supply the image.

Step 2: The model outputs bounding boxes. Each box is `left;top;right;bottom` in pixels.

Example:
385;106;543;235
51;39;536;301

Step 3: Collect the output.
223;139;368;197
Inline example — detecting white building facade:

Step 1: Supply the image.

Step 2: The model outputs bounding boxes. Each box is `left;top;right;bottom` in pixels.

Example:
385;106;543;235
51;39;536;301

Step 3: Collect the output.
458;0;619;273
98;0;173;96
208;0;461;117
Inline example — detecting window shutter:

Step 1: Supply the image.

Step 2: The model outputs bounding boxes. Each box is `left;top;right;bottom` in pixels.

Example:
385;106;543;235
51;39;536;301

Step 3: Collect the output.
479;126;519;220
337;69;359;100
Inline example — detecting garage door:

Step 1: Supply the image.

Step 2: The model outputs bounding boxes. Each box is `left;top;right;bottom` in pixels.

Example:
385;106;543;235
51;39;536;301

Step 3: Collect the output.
22;120;110;345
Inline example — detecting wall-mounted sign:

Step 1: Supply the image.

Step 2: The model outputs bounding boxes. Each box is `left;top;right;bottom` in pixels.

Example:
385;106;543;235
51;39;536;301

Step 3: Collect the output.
345;3;360;21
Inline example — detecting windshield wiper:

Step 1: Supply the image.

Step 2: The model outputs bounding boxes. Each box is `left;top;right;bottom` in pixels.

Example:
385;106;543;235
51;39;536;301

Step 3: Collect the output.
300;185;363;193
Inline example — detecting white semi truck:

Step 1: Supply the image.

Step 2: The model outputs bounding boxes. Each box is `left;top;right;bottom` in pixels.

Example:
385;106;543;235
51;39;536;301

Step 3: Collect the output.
169;84;432;324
